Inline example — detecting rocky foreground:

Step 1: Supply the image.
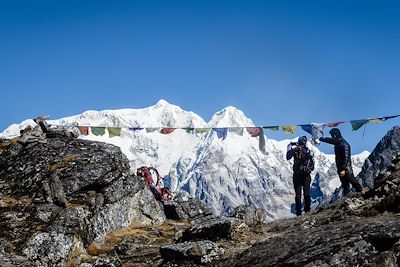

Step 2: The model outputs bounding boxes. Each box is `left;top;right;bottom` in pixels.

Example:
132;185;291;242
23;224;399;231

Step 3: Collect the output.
0;125;400;266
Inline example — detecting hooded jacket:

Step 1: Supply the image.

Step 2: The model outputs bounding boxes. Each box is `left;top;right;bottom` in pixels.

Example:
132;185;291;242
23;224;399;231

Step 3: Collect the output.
320;136;353;174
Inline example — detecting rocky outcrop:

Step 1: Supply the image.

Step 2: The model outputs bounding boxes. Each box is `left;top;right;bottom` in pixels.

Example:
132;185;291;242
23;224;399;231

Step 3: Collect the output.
0;131;165;266
358;126;400;188
2;124;400;266
217;153;400;267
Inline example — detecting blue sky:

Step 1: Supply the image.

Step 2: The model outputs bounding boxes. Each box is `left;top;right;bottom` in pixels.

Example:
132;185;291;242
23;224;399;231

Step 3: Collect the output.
1;0;399;154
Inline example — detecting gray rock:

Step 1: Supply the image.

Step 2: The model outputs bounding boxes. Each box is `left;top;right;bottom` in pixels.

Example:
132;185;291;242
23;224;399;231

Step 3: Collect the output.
87;187;166;244
160;241;224;264
167;191;213;221
181;216;237;242
0;136;167;266
358;126;400;188
22;232;75;265
227;204;266;225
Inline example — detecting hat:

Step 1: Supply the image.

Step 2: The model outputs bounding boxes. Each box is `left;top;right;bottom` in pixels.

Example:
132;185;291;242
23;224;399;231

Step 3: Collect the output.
298;136;307;145
329;128;341;138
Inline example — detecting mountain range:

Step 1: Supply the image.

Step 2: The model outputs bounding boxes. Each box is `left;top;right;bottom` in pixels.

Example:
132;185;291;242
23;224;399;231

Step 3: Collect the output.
0;99;369;221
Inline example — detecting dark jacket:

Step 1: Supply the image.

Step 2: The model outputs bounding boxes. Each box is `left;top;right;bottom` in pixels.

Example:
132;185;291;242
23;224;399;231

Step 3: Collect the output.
320;137;353;174
286;145;314;174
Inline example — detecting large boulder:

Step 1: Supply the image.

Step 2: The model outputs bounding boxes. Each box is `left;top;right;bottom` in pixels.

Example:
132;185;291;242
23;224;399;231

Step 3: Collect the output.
160;241;224;264
0;136;166;266
164;191;213;221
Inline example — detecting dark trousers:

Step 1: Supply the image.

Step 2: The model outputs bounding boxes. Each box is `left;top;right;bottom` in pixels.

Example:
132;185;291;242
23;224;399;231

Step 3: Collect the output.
340;171;362;196
293;172;311;216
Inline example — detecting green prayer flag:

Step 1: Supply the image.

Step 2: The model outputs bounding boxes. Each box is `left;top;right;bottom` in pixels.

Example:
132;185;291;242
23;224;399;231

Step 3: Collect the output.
263;126;279;131
91;127;106;136
351;120;369;131
183;127;194;133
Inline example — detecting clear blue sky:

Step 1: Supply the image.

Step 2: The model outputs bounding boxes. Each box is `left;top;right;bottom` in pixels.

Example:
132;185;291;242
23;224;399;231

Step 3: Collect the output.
1;0;399;154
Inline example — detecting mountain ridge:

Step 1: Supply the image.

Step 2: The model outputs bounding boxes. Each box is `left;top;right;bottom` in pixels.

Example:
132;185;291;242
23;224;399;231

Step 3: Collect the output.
0;100;369;221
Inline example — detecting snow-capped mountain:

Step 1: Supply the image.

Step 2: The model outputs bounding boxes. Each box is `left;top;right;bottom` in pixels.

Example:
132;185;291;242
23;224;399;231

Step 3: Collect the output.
0;99;369;221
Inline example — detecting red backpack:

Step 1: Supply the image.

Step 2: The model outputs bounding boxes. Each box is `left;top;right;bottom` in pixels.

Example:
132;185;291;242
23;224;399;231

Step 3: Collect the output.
136;166;172;202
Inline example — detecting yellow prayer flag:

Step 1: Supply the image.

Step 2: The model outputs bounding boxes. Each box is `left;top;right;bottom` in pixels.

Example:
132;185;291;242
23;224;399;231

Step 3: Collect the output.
108;127;122;138
195;128;211;133
282;125;296;135
369;118;382;124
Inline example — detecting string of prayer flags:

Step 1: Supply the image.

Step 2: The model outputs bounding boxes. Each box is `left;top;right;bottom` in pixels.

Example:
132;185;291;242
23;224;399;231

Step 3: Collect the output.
383;115;400;121
57;113;399;155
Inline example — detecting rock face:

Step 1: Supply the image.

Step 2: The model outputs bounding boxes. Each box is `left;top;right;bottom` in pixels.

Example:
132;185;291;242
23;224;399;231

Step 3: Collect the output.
0;129;166;266
358;126;400;188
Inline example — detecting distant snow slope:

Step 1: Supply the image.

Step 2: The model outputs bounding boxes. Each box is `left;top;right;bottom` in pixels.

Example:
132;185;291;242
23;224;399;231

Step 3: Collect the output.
1;99;369;221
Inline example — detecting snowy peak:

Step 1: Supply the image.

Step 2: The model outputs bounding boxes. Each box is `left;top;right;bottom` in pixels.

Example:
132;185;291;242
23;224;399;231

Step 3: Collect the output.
57;100;207;128
152;99;172;109
143;100;207;128
209;106;254;127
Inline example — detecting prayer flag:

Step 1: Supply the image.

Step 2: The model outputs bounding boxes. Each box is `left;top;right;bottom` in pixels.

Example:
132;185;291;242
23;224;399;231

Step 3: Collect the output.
108;127;121;137
324;121;344;127
195;128;211;133
368;118;382;124
282;125;296;135
246;127;267;154
146;128;159;133
263;126;279;131
300;125;313;135
160;128;176;134
183;127;195;133
213;128;228;140
246;127;261;137
129;127;144;131
351;120;369;131
228;127;244;136
91;127;106;136
77;126;89;136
